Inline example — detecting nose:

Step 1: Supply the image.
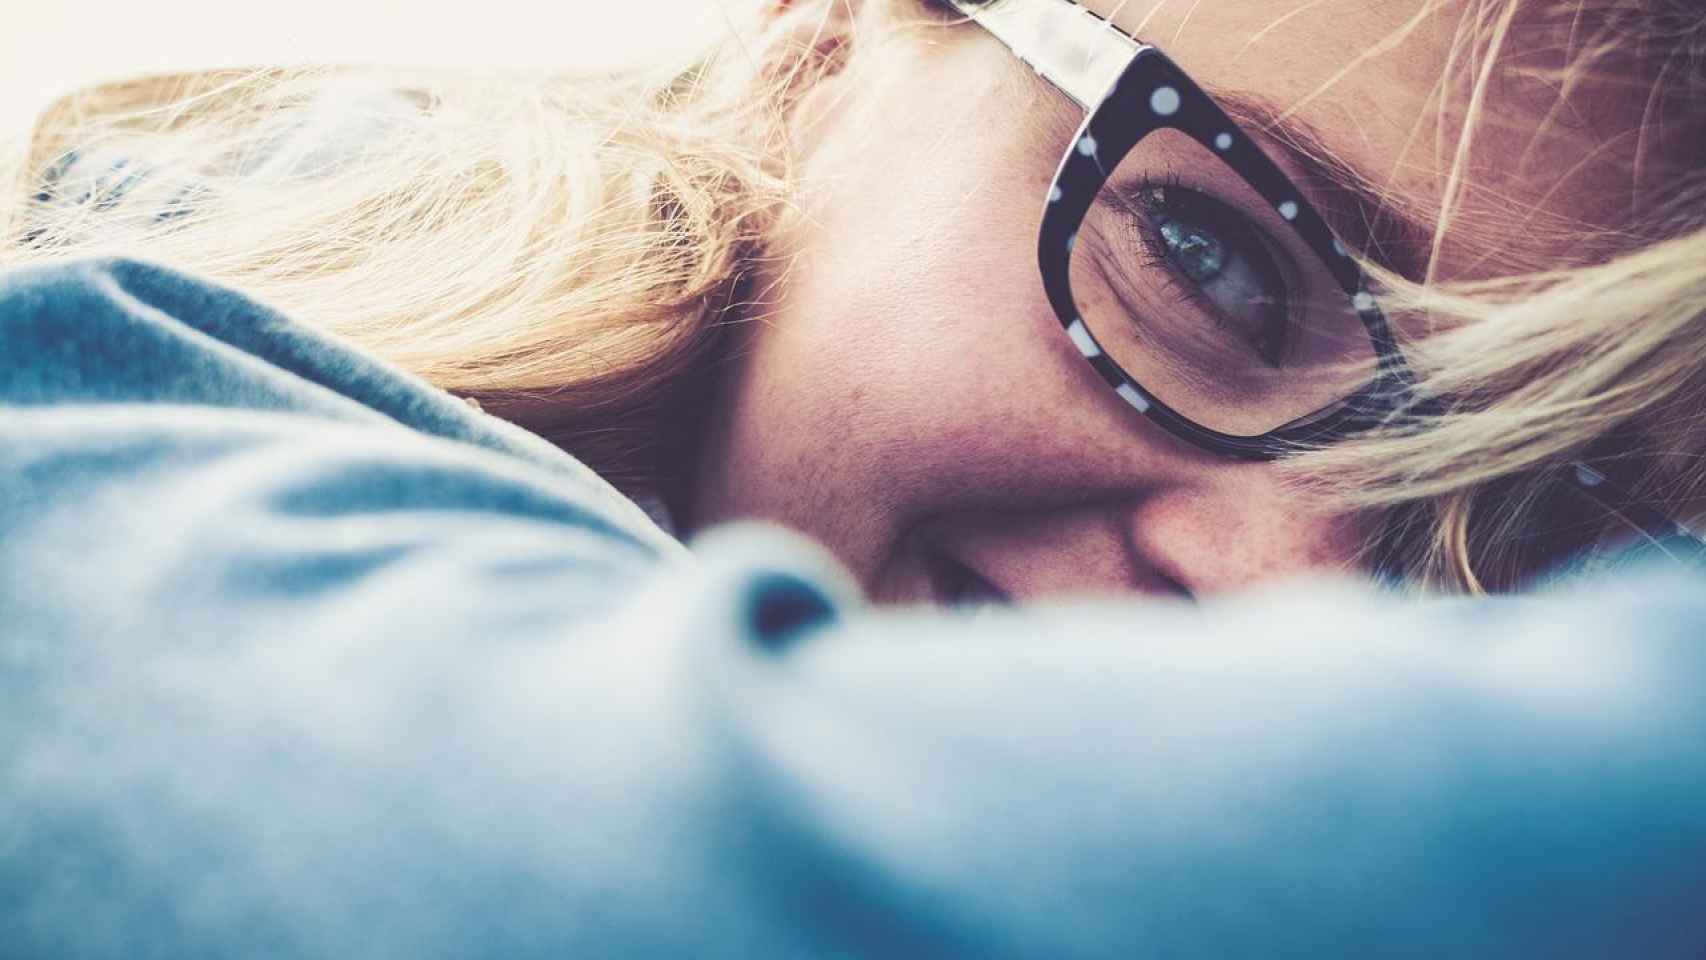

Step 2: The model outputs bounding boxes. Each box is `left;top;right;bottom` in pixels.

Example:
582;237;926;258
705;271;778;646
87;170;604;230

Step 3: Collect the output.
922;477;1365;604
925;504;1187;602
1122;477;1369;595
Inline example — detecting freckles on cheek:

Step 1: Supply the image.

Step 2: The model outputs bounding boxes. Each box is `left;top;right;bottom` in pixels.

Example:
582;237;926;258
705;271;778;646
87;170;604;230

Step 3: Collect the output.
1211;472;1380;574
753;201;1081;512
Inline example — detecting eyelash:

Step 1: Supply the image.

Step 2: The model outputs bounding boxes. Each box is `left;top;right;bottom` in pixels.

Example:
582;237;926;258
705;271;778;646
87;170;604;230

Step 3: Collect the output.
1117;173;1297;366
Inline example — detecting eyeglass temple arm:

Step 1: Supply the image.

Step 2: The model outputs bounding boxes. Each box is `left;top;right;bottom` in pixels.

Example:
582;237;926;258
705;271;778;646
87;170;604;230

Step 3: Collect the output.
942;0;1143;112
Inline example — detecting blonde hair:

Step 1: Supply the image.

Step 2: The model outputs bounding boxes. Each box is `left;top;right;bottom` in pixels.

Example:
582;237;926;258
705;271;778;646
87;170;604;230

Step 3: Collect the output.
1279;0;1706;589
3;0;1702;592
1;7;835;489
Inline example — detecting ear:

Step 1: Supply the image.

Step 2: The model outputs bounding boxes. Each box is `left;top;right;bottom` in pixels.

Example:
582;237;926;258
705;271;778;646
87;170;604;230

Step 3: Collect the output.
750;0;877;163
759;1;950;166
762;0;863;90
768;0;860;50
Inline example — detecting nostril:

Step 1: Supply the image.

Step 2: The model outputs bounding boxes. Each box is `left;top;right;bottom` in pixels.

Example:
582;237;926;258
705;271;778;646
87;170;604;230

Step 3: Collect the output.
926;550;1012;608
745;571;838;650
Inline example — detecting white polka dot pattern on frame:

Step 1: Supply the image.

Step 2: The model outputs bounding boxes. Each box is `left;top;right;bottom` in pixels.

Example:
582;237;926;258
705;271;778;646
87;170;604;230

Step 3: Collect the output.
1353;291;1376;313
1150;86;1181;117
1065;318;1101;358
1065;233;1077;253
1116;382;1151;413
1333;238;1348;257
1048;185;1063;204
1214;132;1233;151
1076;134;1098;157
1278;201;1299;221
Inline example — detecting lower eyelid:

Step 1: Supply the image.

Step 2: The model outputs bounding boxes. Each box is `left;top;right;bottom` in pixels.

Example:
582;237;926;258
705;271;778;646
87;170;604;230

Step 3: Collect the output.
1167;244;1295;367
1094;206;1302;367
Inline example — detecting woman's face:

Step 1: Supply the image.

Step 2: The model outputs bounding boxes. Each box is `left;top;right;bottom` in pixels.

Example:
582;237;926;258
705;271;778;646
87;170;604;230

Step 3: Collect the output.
685;0;1627;606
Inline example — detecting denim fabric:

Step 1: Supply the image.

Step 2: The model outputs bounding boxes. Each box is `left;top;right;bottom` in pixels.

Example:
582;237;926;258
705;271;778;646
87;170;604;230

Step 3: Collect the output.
2;259;1703;958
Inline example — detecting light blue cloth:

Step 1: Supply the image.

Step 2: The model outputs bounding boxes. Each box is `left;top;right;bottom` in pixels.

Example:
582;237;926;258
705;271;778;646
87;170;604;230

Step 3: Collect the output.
3;258;1704;958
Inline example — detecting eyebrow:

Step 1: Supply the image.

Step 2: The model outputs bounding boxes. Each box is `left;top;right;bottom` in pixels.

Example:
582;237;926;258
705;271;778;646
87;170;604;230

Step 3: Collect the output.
1194;85;1438;282
993;37;1439;281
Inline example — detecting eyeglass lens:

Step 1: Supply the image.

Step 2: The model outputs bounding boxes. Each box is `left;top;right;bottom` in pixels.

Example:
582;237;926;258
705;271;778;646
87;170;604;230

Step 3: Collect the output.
1066;128;1378;437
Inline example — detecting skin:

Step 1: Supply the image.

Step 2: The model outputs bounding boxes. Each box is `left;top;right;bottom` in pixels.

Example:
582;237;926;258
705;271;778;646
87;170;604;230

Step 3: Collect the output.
680;0;1640;606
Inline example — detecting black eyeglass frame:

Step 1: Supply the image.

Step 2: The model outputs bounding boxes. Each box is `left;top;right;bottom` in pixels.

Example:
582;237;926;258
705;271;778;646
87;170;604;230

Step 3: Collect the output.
952;0;1704;567
1038;44;1409;460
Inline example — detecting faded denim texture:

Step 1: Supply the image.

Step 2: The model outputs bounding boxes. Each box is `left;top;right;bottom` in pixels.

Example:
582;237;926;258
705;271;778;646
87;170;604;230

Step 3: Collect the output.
2;259;1703;958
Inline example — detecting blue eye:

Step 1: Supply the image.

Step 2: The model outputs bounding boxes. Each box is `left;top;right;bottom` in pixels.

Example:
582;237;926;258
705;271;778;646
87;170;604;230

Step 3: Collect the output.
1157;218;1226;283
1137;185;1292;366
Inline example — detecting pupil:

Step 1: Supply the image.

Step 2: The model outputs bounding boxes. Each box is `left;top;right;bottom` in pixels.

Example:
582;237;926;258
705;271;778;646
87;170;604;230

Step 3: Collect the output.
1158;219;1225;283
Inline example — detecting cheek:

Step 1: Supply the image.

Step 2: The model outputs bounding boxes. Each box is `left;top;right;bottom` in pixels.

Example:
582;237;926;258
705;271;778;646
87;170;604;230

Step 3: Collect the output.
722;114;1082;494
735;212;1063;497
695;201;1147;596
1100;462;1375;595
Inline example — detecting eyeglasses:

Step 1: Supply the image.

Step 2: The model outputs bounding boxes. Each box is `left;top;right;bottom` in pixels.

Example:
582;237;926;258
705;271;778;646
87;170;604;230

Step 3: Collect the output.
945;0;1705;572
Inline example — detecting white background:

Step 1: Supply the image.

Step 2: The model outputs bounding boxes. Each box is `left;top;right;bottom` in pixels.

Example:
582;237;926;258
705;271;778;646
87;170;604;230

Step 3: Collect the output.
1;1;734;139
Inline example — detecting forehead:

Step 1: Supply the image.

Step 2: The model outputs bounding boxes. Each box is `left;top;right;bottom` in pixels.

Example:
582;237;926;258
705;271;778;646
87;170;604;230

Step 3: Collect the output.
1056;0;1641;274
1084;0;1439;89
1086;0;1447;135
